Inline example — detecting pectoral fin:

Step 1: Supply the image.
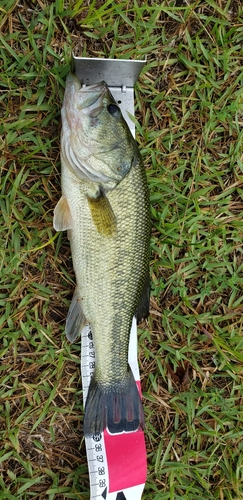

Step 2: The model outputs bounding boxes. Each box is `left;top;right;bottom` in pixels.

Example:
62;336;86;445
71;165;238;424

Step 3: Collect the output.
66;287;87;342
53;196;73;231
87;186;116;236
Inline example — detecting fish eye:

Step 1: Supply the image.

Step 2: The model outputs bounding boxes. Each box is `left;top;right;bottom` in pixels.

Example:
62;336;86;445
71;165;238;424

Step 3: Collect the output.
107;103;121;117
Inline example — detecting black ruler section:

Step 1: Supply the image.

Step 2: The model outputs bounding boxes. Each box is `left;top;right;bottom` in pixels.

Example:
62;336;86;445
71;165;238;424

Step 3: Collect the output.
101;487;107;499
101;487;127;499
116;492;127;500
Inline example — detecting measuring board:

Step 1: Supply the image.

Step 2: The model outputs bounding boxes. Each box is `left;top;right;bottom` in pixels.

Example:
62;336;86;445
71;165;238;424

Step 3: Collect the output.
74;56;147;500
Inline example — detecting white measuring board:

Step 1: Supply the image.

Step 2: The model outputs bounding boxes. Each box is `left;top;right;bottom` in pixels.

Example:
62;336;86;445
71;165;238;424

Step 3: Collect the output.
75;56;147;500
81;318;146;500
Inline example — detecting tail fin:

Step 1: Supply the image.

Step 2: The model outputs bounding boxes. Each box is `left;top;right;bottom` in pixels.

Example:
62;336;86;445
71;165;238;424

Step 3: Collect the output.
83;368;144;437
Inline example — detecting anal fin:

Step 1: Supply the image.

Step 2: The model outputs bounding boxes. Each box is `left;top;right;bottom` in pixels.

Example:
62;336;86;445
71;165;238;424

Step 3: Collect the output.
53;195;73;231
66;287;87;342
87;186;116;236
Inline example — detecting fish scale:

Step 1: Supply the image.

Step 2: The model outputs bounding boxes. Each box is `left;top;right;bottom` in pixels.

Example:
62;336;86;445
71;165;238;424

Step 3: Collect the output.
62;154;149;386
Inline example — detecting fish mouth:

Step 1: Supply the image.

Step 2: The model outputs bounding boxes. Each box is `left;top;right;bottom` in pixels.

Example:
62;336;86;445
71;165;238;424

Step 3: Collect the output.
64;75;109;118
80;81;108;93
75;80;108;115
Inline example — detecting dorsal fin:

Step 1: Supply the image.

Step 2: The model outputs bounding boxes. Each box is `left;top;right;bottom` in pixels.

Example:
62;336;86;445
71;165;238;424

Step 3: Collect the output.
135;269;150;323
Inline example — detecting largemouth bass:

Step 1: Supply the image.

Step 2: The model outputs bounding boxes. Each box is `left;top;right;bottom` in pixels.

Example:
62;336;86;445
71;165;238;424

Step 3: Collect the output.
53;74;150;437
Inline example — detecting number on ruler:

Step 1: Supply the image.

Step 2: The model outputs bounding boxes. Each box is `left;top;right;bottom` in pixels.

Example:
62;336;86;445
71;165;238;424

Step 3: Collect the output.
93;433;102;442
99;479;106;488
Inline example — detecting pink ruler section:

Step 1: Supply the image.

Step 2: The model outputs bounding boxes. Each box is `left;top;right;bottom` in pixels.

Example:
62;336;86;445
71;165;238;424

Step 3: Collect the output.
104;428;147;493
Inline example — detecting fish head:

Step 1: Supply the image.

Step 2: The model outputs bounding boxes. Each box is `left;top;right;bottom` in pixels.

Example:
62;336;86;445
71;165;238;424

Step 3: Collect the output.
61;74;137;190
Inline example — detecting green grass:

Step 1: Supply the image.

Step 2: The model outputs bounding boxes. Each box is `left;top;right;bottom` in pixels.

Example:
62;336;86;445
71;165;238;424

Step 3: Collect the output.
1;0;243;498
